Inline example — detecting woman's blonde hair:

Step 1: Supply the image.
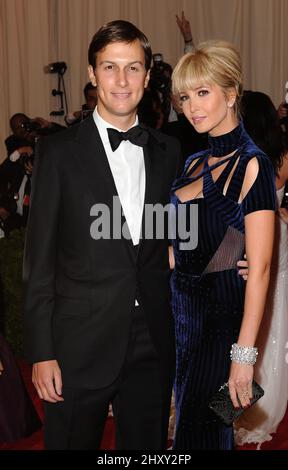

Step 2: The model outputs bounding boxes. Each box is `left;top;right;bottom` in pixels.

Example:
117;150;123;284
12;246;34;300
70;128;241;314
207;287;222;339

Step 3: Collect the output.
172;40;243;116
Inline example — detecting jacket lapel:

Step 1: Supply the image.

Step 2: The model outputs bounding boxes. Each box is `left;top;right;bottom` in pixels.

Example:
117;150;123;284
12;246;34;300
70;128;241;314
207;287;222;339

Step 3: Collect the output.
72;115;118;203
71;115;136;260
138;129;167;256
70;117;168;263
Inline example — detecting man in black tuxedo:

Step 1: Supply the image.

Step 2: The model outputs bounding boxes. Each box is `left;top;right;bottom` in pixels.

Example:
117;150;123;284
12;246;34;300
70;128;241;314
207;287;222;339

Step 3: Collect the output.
23;20;181;450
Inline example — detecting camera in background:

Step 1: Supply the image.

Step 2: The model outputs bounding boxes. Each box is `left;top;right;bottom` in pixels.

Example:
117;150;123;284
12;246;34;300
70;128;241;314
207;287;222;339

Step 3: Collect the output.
44;62;67;75
18;152;34;168
20;119;41;134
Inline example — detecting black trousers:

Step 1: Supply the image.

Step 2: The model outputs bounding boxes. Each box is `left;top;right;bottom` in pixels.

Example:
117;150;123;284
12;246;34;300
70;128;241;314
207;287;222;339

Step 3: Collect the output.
44;305;172;450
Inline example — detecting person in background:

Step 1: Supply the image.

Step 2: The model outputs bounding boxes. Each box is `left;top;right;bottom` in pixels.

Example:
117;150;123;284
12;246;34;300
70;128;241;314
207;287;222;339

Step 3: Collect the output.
65;82;97;126
176;11;195;53
162;11;208;163
83;82;98;112
278;101;288;121
1;113;65;228
5;113;63;158
138;88;164;129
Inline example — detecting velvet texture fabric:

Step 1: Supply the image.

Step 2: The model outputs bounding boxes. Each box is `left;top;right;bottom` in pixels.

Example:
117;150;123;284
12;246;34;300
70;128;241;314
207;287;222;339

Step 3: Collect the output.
170;122;276;450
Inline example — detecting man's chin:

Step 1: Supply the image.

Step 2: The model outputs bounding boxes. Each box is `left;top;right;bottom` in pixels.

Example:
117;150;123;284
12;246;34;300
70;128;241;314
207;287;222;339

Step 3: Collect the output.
98;103;138;122
111;108;137;117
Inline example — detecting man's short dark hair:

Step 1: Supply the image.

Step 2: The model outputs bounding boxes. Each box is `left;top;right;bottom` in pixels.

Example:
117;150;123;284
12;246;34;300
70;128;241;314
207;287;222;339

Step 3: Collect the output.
88;20;152;70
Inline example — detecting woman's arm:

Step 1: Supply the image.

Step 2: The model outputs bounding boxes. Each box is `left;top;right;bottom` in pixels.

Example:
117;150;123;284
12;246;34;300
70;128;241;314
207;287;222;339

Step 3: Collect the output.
229;210;274;408
238;210;274;346
229;157;275;408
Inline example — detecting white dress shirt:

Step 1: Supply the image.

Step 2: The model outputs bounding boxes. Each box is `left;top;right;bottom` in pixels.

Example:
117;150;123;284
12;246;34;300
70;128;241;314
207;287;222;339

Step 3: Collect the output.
93;107;145;246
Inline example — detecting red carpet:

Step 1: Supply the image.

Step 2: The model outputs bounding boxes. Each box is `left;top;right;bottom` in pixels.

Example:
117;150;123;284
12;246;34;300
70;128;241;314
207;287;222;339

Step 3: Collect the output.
0;360;287;450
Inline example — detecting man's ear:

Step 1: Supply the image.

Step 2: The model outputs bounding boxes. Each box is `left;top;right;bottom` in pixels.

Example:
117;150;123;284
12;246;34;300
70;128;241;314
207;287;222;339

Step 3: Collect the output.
88;65;97;87
144;69;150;89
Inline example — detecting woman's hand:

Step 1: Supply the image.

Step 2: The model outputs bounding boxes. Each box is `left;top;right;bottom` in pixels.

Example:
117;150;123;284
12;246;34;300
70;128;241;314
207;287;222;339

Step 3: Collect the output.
228;361;253;408
0;360;4;375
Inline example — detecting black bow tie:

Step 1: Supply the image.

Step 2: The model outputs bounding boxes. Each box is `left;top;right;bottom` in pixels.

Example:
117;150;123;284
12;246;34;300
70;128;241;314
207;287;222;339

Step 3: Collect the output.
107;125;149;151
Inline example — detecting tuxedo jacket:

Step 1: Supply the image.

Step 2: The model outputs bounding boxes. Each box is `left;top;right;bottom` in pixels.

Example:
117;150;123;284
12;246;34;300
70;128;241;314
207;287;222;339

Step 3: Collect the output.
23;115;181;389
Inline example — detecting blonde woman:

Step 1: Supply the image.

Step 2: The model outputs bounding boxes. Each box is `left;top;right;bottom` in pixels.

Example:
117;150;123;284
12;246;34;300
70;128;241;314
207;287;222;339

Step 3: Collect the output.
170;41;275;449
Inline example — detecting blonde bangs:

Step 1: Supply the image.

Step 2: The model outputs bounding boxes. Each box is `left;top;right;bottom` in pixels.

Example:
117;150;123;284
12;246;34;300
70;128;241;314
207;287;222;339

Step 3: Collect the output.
172;52;214;96
172;41;243;116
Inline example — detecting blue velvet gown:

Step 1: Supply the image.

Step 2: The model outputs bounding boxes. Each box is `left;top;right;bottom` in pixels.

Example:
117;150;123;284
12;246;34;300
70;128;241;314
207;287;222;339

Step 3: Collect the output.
170;123;276;450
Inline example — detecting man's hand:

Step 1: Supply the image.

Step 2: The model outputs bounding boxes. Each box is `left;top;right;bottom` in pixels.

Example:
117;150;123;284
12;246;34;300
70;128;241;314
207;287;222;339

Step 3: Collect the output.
237;254;248;281
0;359;4;375
32;360;64;403
176;11;193;43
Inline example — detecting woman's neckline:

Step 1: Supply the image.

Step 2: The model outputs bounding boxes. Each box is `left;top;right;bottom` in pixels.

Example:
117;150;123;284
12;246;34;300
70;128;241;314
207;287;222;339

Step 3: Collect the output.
208;121;248;158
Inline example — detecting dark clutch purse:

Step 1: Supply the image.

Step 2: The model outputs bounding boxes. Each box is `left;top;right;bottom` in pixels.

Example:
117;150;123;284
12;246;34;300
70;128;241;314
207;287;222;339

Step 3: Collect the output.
208;380;264;426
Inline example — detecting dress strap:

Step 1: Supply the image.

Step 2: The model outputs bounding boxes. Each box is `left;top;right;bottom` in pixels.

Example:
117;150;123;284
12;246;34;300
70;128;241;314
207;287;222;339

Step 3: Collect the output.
202;151;240;191
186;156;204;178
215;155;240;193
225;155;248;202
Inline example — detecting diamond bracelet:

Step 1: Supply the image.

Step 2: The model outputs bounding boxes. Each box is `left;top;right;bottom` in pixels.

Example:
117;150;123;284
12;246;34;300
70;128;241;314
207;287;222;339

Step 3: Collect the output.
230;343;258;365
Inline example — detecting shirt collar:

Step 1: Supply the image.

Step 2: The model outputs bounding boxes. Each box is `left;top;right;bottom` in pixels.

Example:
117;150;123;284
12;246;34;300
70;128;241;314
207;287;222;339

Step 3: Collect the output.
93;107;139;145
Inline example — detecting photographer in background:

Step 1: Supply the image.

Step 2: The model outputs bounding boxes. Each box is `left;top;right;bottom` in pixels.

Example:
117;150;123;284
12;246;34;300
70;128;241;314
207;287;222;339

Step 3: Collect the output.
0;113;65;232
149;53;174;125
5;113;64;159
5;114;33;157
0;140;34;232
65;82;97;126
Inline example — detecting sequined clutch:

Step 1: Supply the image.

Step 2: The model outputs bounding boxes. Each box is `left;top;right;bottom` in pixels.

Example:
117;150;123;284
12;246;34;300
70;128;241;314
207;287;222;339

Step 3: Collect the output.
208;380;264;426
